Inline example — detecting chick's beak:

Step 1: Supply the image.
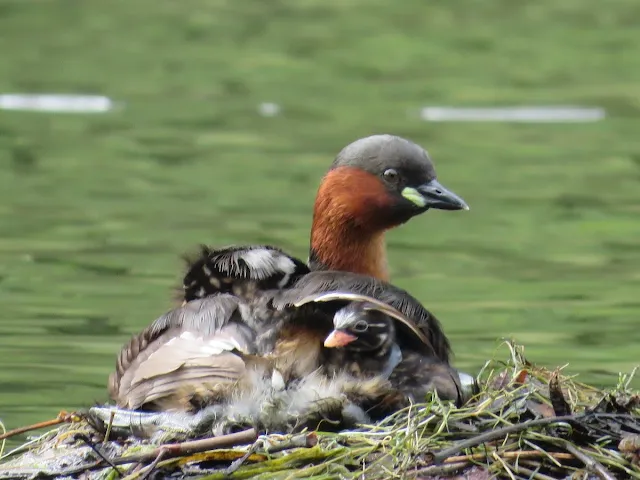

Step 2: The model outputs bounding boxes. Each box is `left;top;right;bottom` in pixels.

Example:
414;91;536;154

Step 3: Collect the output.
323;329;358;348
405;179;469;211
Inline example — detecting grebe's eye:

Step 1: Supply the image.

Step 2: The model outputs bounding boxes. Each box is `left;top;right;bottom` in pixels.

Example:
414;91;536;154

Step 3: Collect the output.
383;168;398;181
352;320;369;333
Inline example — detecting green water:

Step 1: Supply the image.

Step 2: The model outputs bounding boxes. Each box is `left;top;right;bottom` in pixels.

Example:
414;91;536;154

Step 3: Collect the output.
1;0;640;438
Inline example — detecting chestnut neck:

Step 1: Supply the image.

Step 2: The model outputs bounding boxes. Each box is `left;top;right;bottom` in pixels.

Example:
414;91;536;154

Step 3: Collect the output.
308;167;394;281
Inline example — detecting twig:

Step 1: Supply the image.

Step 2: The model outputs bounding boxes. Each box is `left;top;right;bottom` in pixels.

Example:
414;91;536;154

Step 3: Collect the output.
0;427;65;461
223;432;318;476
49;459;105;478
137;448;168;480
75;434;123;478
265;432;318;454
510;463;558;480
104;409;115;443
428;415;576;463
48;428;258;479
116;428;257;465
411;461;469;477
521;438;564;468
562;442;616;480
223;439;264;476
492;451;516;480
444;450;574;464
518;459;567;479
0;411;77;441
549;370;571;416
0;419;5;458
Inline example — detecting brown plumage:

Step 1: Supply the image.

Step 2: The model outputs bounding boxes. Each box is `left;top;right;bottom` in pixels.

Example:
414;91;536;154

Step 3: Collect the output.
108;270;472;415
177;251;453;366
182;134;468;305
104;291;471;440
308;135;468;279
108;134;470;424
108;290;409;416
173;135;468;370
309;167;397;280
109;295;253;410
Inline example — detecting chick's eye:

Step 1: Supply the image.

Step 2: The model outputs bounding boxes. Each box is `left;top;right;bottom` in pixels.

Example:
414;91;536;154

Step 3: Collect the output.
352;320;369;333
383;168;398;181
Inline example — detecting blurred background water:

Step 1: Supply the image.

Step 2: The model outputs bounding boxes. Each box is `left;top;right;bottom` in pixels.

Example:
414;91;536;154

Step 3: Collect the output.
1;0;639;436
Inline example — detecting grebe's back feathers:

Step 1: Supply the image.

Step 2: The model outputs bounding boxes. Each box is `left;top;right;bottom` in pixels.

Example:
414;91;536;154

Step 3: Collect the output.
182;245;309;302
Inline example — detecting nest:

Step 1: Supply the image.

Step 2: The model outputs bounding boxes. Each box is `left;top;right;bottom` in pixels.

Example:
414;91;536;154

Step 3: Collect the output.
1;341;639;480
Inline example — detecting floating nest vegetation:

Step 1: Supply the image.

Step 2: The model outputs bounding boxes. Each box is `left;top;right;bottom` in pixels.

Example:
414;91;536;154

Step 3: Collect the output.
1;341;639;480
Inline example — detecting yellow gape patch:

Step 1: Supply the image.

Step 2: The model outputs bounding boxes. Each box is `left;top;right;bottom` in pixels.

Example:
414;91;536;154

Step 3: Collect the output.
401;187;426;207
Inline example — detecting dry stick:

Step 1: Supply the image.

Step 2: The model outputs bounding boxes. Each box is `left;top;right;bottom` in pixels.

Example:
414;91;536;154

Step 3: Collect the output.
414;451;574;480
138;448;169;480
117;428;258;465
411;461;470;477
428;415;576;464
75;434;123;478
223;432;319;476
0;411;76;441
561;442;616;480
129;463;145;476
497;451;569;463
519;459;566;479
444;450;574;464
492;451;516;480
509;463;558;480
104;410;116;443
223;439;265;476
265;432;318;454
42;459;105;478
49;428;258;479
